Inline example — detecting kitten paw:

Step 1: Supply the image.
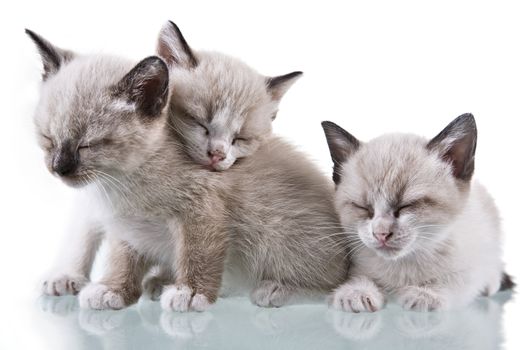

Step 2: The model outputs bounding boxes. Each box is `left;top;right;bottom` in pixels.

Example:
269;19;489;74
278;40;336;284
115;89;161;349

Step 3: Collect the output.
42;274;88;296
142;276;166;301
78;283;126;310
160;285;212;312
399;287;444;311
330;279;385;313
250;280;291;308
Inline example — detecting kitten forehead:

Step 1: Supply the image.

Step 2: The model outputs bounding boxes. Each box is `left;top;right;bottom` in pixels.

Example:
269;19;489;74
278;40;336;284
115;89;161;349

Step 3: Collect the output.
170;51;271;118
340;133;454;206
35;55;135;137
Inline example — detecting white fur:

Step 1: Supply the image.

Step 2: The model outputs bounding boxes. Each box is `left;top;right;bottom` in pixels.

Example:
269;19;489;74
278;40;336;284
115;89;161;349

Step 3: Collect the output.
328;127;506;312
78;283;126;310
160;284;211;312
331;276;385;312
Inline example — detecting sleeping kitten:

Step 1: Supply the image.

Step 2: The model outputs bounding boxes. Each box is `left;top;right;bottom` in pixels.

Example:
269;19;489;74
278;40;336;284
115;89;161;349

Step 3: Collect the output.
34;22;302;297
158;21;302;171
321;114;513;312
28;30;348;311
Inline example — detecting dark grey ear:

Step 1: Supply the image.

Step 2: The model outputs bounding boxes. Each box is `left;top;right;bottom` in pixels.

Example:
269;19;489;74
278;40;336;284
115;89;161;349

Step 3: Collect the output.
157;21;198;69
266;71;303;101
427;113;477;181
114;56;169;118
321;121;360;184
25;29;74;80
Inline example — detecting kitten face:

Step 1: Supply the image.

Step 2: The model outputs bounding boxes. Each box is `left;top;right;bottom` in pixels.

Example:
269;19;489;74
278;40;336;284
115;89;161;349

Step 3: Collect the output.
322;114;477;260
27;30;169;187
157;21;302;171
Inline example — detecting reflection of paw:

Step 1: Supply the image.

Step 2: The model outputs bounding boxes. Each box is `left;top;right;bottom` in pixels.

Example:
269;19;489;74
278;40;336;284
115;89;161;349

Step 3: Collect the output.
252;310;280;335
395;311;446;338
39;295;78;316
42;274;88;296
330;310;383;340
142;275;166;301
399;287;444;311
160;311;213;338
250;281;291;308
78;283;126;310
137;299;162;327
330;278;384;313
78;309;126;335
160;285;211;312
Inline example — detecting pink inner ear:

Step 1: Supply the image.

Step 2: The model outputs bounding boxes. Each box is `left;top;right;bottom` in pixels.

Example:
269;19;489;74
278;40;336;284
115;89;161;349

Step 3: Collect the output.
444;132;476;181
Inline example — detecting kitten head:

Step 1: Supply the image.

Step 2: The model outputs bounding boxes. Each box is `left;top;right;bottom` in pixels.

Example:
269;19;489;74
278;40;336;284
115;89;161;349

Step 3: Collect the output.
322;114;477;259
157;21;302;171
27;29;169;187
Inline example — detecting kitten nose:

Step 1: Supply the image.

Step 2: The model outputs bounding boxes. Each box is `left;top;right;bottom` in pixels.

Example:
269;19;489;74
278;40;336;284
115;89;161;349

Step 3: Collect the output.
52;144;78;176
373;231;393;244
208;150;225;163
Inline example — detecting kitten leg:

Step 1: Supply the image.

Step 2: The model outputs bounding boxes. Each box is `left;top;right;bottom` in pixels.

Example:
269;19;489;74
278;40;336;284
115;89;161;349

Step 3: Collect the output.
250;280;292;308
79;239;148;310
161;217;228;312
142;265;174;301
397;286;445;312
42;224;104;296
330;276;385;313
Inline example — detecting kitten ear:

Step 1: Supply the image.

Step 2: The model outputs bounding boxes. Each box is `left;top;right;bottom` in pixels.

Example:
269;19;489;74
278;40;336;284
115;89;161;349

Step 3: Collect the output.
321;121;360;184
25;29;74;80
427;113;477;181
157;21;198;69
266;71;303;101
113;56;169;118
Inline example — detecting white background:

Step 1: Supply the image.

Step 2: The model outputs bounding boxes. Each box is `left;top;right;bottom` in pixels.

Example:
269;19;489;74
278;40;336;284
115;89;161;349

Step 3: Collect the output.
1;0;523;348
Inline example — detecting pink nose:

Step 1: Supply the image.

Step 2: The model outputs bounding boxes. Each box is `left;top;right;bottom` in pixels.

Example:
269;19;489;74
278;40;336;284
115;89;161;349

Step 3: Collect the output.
208;150;225;164
373;231;393;244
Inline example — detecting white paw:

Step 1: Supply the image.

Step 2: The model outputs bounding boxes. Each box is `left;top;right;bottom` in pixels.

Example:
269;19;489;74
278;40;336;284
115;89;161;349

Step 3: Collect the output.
191;293;212;312
42;274;88;296
160;285;211;312
142;276;165;301
398;286;444;311
78;283;126;310
250;281;291;308
330;278;385;313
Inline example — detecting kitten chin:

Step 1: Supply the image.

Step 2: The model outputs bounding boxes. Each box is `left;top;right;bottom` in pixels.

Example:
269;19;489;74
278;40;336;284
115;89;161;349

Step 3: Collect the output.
323;115;511;312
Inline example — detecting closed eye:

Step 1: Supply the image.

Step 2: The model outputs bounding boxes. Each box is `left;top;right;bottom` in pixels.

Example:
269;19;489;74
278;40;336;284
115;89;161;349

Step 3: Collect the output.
394;197;435;217
39;134;54;149
394;204;412;218
78;138;112;150
351;202;374;218
196;122;209;136
232;137;248;145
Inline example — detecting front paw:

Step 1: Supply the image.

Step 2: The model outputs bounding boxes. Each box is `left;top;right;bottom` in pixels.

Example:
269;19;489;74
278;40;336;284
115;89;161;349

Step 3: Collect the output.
78;283;127;310
160;284;212;312
42;274;89;296
250;280;292;308
330;278;385;313
398;287;444;311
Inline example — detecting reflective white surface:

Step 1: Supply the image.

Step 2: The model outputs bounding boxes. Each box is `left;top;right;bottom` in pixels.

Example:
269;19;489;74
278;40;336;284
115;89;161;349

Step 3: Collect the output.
32;292;512;350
